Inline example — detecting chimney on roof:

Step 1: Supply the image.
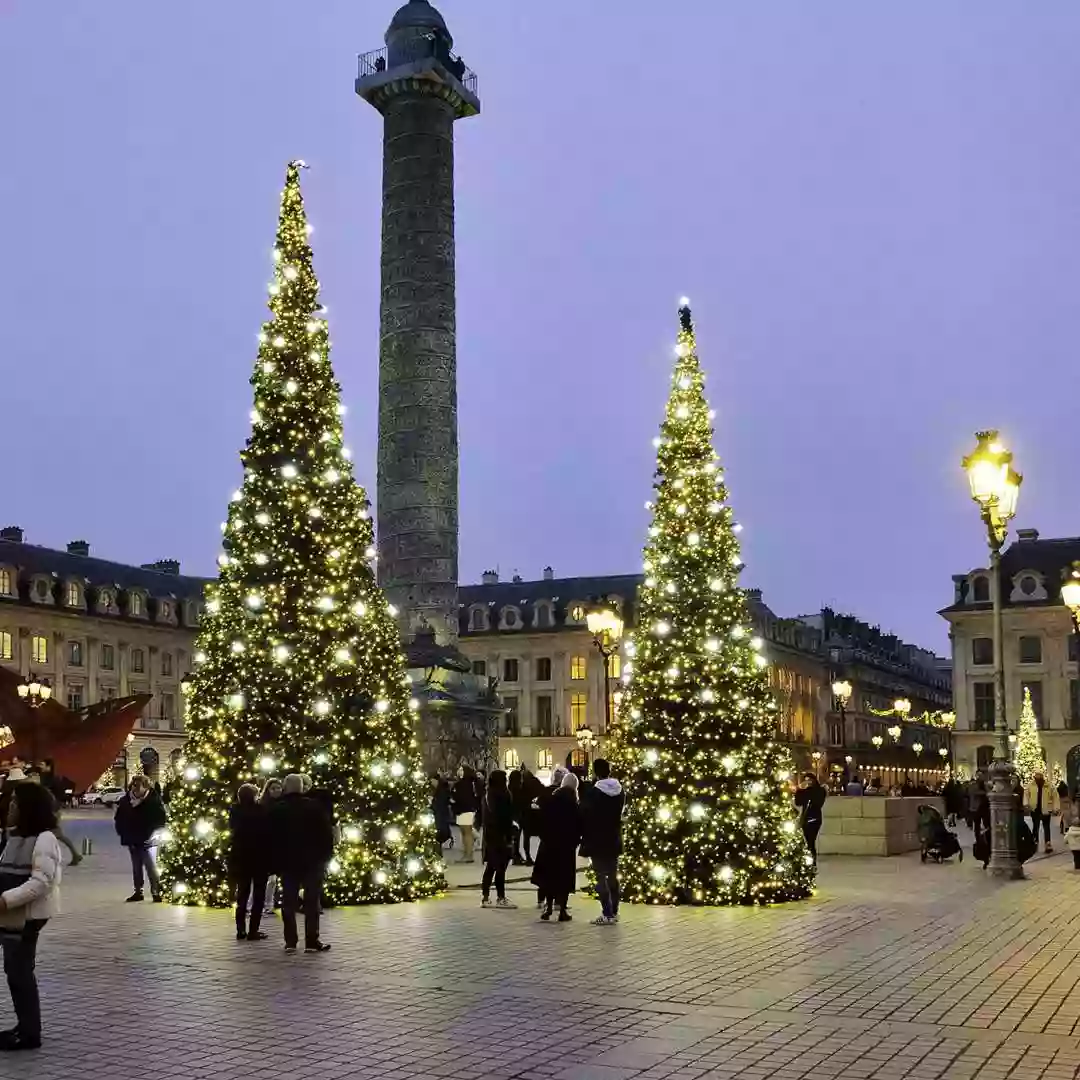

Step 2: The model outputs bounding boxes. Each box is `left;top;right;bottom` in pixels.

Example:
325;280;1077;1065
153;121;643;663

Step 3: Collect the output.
481;570;498;585
1017;528;1040;542
512;572;522;584
141;559;180;575
67;540;90;557
0;526;23;543
745;588;763;602
543;566;554;581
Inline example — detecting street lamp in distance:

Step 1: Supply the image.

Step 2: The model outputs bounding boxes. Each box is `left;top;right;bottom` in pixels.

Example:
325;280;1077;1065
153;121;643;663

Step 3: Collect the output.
586;598;624;738
831;679;852;747
962;429;1023;879
1061;562;1080;632
16;675;53;708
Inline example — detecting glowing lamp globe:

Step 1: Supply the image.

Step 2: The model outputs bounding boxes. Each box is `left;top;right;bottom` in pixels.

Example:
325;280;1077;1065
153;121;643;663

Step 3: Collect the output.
1061;565;1080;617
586;601;624;643
962;430;1021;521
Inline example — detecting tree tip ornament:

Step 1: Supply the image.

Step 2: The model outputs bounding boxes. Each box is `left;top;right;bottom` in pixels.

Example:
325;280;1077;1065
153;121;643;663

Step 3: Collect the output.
158;163;444;907
605;300;815;906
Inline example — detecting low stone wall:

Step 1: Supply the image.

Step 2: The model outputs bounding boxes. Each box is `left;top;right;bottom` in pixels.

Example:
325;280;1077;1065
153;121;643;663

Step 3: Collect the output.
818;796;944;856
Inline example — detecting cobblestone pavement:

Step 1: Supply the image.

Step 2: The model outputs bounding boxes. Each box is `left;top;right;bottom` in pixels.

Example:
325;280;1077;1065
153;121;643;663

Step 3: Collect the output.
5;813;1080;1080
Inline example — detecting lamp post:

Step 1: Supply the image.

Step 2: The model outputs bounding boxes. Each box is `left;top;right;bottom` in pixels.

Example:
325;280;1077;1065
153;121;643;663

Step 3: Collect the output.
16;675;53;708
575;724;597;770
586;598;624;740
962;430;1023;879
893;697;911;722
831;679;852;749
1062;562;1080;634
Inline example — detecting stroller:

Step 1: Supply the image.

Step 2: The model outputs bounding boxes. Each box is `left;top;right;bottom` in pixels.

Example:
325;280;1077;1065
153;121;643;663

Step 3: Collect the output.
918;804;963;863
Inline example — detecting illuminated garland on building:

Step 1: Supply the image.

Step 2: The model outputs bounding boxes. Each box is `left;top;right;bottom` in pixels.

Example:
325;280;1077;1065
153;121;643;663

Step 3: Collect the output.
159;161;444;907
866;708;956;728
607;301;814;906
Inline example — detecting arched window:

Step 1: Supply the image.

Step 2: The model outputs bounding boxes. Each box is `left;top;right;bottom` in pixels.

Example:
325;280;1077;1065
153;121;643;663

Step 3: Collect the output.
65;581;81;607
470;607;486;631
503;748;520;770
535;603;553;629
537;748;553;771
972;576;990;603
0;568;13;596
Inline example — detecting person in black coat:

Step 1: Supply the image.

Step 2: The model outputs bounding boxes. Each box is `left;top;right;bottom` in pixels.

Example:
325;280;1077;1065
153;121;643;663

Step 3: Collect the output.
451;765;479;863
508;770;526;865
531;770;582;921
480;770;517;908
794;773;826;867
269;774;334;953
580;758;625;924
430;775;454;847
520;768;544;866
114;774;167;902
229;784;271;941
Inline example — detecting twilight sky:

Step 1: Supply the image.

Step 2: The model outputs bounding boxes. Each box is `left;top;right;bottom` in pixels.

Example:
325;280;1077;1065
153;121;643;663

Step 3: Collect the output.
2;1;1078;654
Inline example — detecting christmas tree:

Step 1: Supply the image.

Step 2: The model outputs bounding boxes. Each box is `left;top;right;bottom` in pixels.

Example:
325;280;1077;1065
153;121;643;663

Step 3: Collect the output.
1013;686;1042;787
609;300;814;906
160;161;443;906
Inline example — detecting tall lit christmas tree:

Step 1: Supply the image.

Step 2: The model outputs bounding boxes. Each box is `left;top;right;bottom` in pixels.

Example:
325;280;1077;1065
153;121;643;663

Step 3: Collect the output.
609;300;814;906
160;161;443;906
1013;686;1042;787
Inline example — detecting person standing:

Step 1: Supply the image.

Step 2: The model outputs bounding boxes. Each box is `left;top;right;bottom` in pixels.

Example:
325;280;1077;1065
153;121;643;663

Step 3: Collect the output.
1023;769;1058;854
794;773;826;867
113;775;166;903
1057;777;1071;836
257;777;283;916
480;770;517;909
579;758;624;926
520;767;544;866
451;765;479;864
229;784;270;941
508;770;526;865
531;770;582;922
270;774;333;953
0;782;63;1051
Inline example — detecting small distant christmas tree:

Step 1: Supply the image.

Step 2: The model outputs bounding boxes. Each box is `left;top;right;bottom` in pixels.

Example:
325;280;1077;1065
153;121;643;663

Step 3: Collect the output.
608;300;814;905
160;161;443;906
1013;687;1042;787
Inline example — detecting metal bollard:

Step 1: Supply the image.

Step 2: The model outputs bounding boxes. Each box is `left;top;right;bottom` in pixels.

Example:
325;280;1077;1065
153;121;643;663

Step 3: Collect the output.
81;837;93;856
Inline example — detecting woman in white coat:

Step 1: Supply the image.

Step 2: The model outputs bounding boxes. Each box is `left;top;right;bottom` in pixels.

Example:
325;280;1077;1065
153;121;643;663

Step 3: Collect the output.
0;782;62;1051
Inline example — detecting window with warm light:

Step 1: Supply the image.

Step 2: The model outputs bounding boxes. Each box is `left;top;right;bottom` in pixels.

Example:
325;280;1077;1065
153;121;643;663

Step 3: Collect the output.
608;654;622;679
503;748;520;769
570;693;588;729
31;635;47;664
0;631;11;660
129;592;144;617
65;581;80;607
570;655;587;680
0;568;10;596
537;748;553;771
569;604;585;622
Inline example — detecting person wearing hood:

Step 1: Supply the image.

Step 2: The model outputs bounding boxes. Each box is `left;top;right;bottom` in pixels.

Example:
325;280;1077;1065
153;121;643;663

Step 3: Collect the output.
580;758;625;925
113;775;167;903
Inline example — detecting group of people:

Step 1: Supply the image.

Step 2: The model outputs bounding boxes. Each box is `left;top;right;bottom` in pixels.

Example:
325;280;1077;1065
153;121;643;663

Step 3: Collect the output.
960;767;1077;854
442;759;626;925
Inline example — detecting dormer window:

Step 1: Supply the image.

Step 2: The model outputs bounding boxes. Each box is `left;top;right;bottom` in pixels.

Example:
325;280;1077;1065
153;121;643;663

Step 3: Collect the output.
97;588;115;615
1009;571;1047;603
971;576;990;604
469;606;488;632
129;591;145;618
182;599;199;626
500;606;521;630
158;600;172;623
0;567;12;597
568;602;586;623
535;602;553;629
65;581;82;608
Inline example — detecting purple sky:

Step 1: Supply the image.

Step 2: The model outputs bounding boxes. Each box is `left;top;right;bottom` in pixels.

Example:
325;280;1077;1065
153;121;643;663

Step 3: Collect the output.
3;2;1079;654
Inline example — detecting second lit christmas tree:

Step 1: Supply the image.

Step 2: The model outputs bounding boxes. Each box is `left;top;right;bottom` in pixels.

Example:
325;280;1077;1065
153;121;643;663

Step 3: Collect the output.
160;162;443;906
1013;686;1042;787
609;300;815;905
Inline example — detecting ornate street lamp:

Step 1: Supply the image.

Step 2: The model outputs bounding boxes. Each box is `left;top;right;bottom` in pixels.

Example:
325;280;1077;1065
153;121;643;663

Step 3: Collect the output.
16;675;53;708
575;724;596;769
893;698;911;720
962;429;1023;879
912;742;924;756
1062;562;1080;633
586;598;624;737
831;679;852;747
871;735;883;749
887;725;902;742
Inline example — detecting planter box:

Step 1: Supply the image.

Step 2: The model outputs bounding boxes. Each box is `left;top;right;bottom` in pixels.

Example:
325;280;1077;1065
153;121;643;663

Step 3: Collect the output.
817;796;942;856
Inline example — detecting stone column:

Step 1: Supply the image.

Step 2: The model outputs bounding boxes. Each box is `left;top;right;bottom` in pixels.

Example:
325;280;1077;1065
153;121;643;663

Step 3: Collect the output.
377;93;459;645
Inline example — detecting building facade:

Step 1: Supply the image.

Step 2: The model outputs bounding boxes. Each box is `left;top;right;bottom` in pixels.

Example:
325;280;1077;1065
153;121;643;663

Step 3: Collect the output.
942;528;1080;785
0;527;208;780
457;570;951;785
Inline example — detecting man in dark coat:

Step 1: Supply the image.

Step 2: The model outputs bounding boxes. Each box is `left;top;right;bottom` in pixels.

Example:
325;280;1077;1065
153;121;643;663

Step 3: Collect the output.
114;774;167;902
579;758;625;925
269;774;334;953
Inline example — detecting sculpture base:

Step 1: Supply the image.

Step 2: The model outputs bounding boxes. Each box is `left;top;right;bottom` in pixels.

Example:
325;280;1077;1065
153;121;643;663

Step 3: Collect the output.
987;757;1024;880
414;701;499;777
